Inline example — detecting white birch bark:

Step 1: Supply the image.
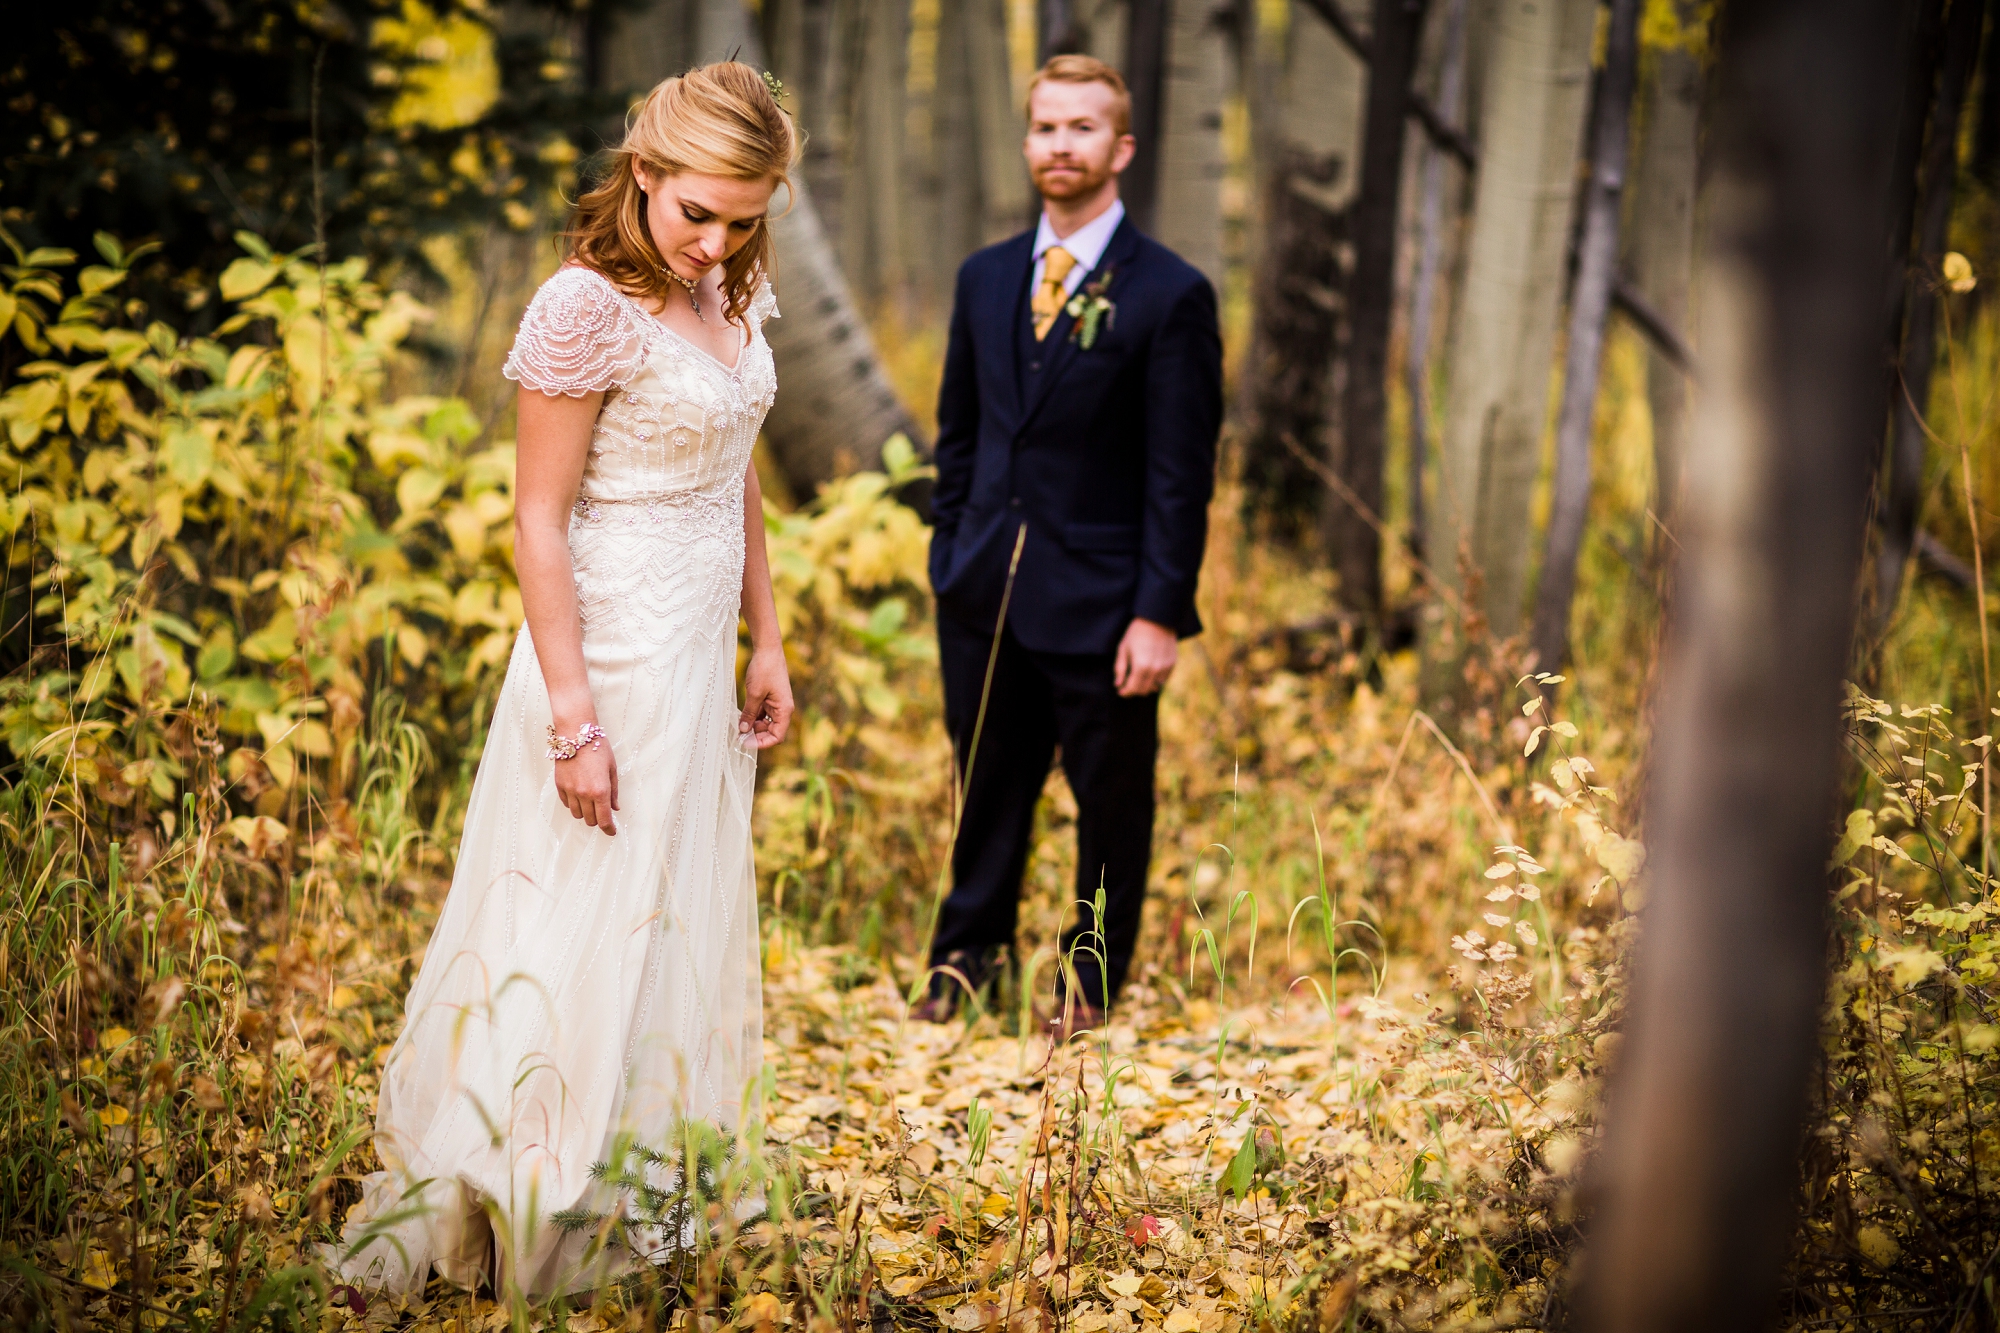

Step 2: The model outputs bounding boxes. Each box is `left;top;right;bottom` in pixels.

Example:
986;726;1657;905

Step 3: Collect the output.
1627;7;1701;534
1153;0;1227;282
1433;0;1594;631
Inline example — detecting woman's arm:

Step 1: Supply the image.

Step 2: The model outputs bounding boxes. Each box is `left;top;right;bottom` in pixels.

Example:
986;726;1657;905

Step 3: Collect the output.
737;459;794;748
515;386;621;835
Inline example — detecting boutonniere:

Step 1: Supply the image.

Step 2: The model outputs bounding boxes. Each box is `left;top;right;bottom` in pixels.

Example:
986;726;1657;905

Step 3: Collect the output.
1065;268;1117;349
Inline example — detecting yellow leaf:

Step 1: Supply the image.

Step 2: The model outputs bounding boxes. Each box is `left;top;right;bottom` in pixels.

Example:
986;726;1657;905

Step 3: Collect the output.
100;1104;131;1126
329;986;360;1012
1856;1224;1900;1267
100;1026;134;1052
81;1246;117;1289
218;258;277;302
397;623;430;667
442;503;488;560
1828;809;1875;868
1879;945;1944;989
1595;834;1646;882
1943;251;1977;294
397;466;448;520
1105;1273;1143;1299
1164;1308;1201;1333
374;6;500;130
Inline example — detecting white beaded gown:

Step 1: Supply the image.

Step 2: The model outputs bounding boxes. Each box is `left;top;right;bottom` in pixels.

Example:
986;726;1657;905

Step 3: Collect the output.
330;266;775;1299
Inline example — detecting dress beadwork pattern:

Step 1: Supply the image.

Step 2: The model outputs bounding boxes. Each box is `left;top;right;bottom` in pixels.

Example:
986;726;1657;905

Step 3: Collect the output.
331;266;778;1299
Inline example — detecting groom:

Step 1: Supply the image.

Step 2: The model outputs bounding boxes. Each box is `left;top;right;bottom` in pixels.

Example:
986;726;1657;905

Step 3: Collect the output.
920;55;1222;1037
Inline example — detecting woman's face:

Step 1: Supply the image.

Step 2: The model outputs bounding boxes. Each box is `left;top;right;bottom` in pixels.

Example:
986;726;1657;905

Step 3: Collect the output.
635;167;777;281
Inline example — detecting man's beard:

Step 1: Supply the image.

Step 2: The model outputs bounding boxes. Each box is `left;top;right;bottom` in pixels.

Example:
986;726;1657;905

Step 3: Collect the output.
1033;160;1112;202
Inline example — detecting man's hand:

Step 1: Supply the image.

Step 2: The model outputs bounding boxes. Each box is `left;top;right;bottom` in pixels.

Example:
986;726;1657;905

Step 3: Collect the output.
1113;618;1178;697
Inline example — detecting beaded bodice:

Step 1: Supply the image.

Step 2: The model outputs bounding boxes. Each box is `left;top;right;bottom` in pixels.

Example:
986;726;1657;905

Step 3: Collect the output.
503;265;777;507
502;265;778;665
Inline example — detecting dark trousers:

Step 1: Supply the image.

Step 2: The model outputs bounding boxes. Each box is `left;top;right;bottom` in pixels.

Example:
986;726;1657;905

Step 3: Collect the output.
931;613;1159;1008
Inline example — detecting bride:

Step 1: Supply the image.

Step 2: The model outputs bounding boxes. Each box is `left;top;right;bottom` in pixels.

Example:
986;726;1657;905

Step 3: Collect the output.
330;62;797;1300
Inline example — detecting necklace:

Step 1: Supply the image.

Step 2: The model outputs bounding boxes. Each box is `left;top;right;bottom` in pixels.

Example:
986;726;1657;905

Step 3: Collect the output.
659;265;704;322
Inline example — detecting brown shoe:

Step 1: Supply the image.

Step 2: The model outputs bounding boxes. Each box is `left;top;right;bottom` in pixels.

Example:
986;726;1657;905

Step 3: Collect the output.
1039;998;1108;1043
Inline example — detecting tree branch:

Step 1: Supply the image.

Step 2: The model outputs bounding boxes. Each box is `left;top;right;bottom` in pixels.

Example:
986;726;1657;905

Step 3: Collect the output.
1294;0;1479;167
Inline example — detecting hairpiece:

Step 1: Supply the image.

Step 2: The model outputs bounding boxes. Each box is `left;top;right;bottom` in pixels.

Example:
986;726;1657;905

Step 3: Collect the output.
762;69;789;110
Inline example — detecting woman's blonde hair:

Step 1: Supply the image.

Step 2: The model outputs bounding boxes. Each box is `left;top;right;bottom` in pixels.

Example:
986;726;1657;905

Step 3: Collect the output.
565;62;797;328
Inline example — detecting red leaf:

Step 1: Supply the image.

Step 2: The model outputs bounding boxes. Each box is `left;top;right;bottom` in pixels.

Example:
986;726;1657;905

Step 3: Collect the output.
1124;1215;1161;1247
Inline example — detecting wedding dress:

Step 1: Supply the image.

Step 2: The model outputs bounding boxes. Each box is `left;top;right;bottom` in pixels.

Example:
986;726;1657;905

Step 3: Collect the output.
329;265;775;1300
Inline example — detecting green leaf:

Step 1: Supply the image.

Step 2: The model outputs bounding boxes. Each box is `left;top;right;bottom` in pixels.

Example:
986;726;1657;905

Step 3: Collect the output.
1219;1124;1258;1199
164;424;214;488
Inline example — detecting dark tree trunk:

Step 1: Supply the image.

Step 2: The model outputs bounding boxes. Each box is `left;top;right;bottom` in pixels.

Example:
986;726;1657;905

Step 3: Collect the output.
1973;0;2000;188
1039;0;1080;60
1123;0;1170;233
1578;2;1905;1329
1403;0;1469;564
1242;151;1353;540
1332;0;1428;620
1876;0;1984;624
1527;0;1640;676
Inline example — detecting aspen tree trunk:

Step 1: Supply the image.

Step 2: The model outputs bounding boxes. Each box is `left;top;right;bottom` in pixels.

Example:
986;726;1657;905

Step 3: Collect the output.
1403;0;1469;565
1153;0;1227;284
839;0;911;306
1527;0;1640;675
690;0;930;492
936;0;1034;280
969;0;1031;240
1876;0;1984;624
1239;0;1366;535
1332;0;1429;619
1625;0;1700;544
1579;1;1904;1326
1433;0;1594;633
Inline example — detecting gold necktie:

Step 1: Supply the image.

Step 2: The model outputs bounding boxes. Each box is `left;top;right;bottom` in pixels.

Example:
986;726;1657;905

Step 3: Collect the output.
1032;246;1078;341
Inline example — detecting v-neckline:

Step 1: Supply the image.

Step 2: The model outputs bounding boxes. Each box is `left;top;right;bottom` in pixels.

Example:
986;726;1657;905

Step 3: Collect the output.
619;289;749;377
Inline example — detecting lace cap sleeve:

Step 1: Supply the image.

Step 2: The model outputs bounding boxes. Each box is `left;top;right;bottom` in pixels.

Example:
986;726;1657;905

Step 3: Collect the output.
502;268;650;397
749;278;779;331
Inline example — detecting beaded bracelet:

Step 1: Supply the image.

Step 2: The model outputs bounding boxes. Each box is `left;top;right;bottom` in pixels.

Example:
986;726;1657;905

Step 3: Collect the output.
546;722;607;762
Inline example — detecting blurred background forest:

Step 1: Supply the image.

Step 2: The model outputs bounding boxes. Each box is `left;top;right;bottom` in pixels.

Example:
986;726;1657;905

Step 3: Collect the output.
4;0;2000;1329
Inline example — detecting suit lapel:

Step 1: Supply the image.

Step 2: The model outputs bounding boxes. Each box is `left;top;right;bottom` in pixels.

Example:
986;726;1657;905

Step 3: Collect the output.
1018;217;1142;432
992;233;1035;430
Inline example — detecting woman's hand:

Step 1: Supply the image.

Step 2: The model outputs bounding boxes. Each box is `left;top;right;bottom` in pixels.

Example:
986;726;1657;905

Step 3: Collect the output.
554;725;620;835
740;646;794;749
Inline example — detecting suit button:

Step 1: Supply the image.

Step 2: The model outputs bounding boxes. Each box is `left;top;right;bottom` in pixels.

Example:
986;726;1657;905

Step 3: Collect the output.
1009;497;1022;508
1029;359;1042;371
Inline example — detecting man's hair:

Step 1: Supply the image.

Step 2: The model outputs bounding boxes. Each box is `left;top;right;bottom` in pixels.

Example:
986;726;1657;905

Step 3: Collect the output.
1026;55;1133;136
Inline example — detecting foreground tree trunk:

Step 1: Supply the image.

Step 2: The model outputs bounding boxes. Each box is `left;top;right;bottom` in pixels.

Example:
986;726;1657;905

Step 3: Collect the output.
1434;0;1594;634
1331;0;1429;620
692;0;930;495
1527;0;1640;675
1624;0;1702;544
1579;1;1904;1327
1875;0;1984;625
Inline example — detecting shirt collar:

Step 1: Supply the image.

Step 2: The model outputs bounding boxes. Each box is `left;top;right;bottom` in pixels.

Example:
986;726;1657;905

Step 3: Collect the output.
1032;198;1126;274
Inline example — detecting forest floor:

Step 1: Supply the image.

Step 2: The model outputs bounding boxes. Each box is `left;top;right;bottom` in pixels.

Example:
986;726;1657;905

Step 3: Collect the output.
298;932;1606;1333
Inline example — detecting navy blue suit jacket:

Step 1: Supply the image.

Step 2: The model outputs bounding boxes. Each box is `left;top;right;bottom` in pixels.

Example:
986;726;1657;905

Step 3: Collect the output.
927;216;1222;655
